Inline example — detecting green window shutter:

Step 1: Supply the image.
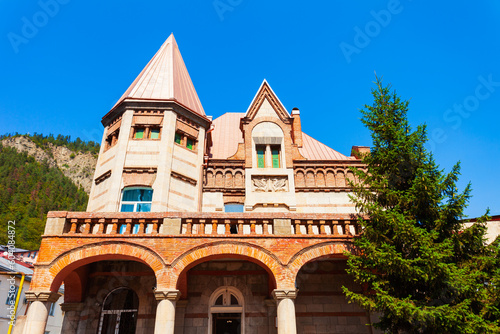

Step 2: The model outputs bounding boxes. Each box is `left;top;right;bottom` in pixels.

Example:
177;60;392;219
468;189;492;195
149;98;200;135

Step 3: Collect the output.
134;128;144;139
186;138;194;150
257;147;265;168
175;132;182;144
150;128;160;139
272;148;280;168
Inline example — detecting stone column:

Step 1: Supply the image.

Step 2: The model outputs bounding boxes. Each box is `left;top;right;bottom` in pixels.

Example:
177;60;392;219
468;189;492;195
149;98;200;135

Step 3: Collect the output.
60;303;84;334
154;289;181;334
272;289;298;334
22;291;61;334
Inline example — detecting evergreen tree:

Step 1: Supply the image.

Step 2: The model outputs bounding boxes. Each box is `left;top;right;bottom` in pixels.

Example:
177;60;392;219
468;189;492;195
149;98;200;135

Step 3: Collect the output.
344;77;499;333
0;144;88;249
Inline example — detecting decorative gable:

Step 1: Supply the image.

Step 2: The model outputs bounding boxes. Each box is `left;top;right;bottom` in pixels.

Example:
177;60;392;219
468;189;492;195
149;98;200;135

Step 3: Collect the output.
244;80;290;123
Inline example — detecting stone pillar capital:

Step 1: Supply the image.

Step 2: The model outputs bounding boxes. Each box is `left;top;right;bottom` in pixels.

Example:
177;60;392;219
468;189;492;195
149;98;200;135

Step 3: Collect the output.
272;289;298;301
154;289;181;301
60;302;84;312
25;291;61;303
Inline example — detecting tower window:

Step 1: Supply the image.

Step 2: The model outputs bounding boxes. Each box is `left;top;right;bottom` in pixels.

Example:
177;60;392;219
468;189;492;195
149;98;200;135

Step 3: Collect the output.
174;131;197;151
134;128;145;139
120;187;153;212
150;128;160;139
175;132;182;144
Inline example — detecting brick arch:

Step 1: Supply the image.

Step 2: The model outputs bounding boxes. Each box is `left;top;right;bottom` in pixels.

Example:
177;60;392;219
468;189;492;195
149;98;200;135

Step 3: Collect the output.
168;241;290;290
249;117;288;135
287;242;354;281
46;241;165;292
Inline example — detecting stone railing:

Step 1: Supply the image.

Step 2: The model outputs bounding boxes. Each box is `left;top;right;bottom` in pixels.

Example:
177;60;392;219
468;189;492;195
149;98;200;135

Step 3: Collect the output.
45;212;362;237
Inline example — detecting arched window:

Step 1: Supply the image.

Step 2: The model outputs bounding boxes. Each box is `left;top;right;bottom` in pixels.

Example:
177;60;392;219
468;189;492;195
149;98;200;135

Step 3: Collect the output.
209;287;244;334
120;187;153;212
98;287;139;334
252;122;284;169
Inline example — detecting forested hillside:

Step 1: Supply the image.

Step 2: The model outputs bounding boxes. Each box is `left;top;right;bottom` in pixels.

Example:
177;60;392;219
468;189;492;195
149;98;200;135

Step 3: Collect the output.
0;134;98;249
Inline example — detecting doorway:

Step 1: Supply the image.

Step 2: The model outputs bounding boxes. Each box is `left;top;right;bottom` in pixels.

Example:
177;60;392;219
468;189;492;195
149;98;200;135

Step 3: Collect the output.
209;287;244;334
98;287;139;334
212;313;241;334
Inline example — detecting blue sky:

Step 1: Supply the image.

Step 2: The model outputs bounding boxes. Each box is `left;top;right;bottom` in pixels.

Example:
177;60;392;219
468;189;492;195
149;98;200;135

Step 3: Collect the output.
1;1;499;217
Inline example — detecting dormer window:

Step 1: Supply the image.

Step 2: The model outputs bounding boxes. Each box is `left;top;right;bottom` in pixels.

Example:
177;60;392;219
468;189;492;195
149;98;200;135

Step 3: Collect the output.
256;145;266;168
255;145;281;168
271;145;281;168
252;122;285;169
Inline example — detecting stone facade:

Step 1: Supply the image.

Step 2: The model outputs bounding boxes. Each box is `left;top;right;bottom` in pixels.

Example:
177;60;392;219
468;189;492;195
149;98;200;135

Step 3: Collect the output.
26;34;375;334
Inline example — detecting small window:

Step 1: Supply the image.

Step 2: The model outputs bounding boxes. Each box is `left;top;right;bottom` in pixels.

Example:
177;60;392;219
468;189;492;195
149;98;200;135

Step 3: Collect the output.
271;146;280;168
186;137;194;150
175;131;196;151
150;128;160;139
225;203;244;213
120;188;153;212
175;132;182;145
256;145;266;168
134;128;145;139
6;285;18;305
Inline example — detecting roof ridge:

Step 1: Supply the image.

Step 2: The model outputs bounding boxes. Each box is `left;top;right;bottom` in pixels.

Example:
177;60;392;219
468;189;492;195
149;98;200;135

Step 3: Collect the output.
111;33;205;116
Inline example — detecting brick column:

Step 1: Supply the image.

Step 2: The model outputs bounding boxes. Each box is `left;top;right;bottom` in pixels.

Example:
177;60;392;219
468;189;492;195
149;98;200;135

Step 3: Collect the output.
22;291;61;334
272;289;298;334
154;289;181;334
60;303;83;334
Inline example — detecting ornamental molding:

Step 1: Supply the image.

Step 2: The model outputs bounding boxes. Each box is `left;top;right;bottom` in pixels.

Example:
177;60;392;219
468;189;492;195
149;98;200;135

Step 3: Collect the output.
252;176;288;192
272;289;298;300
155;289;181;301
25;291;61;303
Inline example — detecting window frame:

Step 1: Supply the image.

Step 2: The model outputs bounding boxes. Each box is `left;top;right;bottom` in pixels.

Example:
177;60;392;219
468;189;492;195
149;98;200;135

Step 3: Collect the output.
119;187;153;213
208;286;245;334
174;131;197;151
271;145;281;168
256;145;266;168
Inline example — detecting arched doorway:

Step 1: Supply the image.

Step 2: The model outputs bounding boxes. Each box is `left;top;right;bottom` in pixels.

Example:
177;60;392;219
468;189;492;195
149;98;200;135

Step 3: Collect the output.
209;286;244;334
98;287;139;334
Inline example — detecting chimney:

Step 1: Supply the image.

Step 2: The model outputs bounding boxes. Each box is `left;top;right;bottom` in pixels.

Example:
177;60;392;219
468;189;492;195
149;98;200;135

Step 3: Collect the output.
291;108;303;147
351;146;370;159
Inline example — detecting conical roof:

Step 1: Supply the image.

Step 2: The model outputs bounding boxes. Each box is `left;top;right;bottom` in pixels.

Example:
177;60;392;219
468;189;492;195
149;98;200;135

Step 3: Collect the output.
112;33;205;116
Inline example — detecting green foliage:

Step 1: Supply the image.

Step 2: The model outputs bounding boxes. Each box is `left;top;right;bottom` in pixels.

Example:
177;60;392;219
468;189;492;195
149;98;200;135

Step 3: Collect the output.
0;144;88;249
344;77;499;333
0;132;100;155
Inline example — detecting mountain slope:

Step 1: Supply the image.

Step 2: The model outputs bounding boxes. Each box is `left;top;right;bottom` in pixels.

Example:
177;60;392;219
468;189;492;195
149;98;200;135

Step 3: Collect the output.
1;135;98;193
0;144;89;249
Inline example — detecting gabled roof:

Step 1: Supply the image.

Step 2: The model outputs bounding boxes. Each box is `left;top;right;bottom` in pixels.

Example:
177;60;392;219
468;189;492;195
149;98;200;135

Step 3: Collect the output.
244;80;290;121
299;133;353;160
209;112;245;159
112;33;205;116
209;113;353;161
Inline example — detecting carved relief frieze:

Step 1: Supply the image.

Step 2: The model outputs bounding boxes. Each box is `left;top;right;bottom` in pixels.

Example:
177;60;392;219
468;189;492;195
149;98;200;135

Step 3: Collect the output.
252;176;288;192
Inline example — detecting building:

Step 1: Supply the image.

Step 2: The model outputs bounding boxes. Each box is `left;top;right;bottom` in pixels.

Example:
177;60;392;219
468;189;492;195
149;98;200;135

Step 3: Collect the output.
25;34;376;334
0;253;63;334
